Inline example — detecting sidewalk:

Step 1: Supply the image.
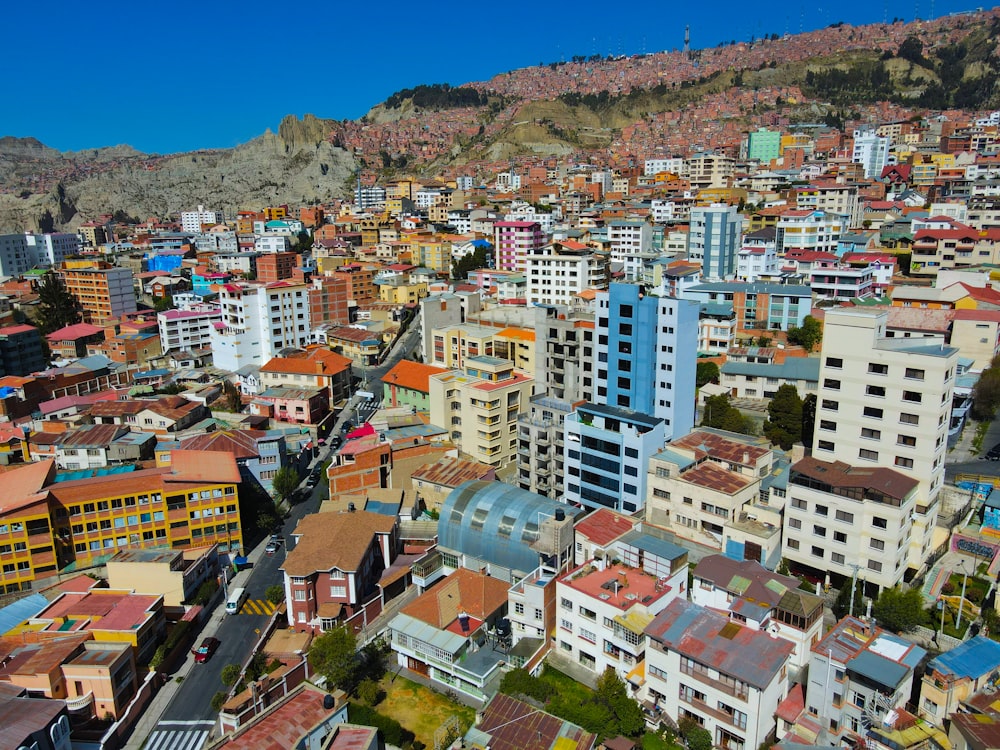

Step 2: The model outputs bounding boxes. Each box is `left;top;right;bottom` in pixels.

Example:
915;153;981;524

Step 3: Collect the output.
949;419;980;464
123;532;274;750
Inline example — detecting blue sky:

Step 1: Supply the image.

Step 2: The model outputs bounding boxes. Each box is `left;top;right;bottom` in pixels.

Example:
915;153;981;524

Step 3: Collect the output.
4;0;983;154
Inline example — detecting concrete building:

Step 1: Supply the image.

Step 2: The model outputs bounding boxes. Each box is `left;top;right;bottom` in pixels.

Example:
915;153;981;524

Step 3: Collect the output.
59;263;137;325
0;233;80;277
157;305;221;353
853;129;892;179
609;220;654;282
593;284;698;434
688;204;741;281
209;281;311;372
918;636;1000;725
776;210;845;256
643;598;794;750
494;221;546;272
813;308;958;575
747;128;782;164
180;205;224;233
563;402;666;514
105;545;220;608
429;356;533;469
525;240;608;306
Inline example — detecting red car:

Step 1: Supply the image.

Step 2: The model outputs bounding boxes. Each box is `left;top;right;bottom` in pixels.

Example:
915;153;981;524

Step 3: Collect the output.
193;636;220;663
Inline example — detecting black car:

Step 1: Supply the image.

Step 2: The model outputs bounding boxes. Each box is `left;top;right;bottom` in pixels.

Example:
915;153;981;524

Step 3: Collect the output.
985;443;1000;461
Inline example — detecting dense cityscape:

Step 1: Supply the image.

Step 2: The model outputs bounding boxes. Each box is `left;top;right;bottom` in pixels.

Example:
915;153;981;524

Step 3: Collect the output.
7;9;1000;750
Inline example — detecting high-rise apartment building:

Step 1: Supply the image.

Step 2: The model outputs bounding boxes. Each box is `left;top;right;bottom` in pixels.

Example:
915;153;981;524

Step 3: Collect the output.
852;129;892;179
180;205;224;233
59;262;137;325
608;220;654;282
592;284;698;436
0;233;80;277
524;240;608;306
209;281;311;372
494;221;545;273
807;308;958;578
687;204;741;281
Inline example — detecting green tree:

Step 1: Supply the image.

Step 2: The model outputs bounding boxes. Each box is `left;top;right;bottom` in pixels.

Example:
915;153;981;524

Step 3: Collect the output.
293;230;313;253
35;273;83;333
972;364;1000;421
220;663;242;687
696;361;720;388
211;691;228;712
801;394;816;448
703;393;754;435
834;577;866;619
678;717;713;750
786;315;823;352
451;245;492;280
154;294;174;312
594;668;645;738
872;586;927;632
763;384;803;450
265;584;285;605
308;626;359;693
271;466;300;504
219;380;242;412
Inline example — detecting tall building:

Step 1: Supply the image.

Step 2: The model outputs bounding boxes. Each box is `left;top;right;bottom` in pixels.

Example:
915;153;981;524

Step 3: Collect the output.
180;205;224;233
494;221;545;272
747;127;782;163
852;129;892;179
58;262;137;325
209;281;311;372
593;283;698;436
517;305;596;500
0;324;47;376
688;204;741;281
608;220;654;282
563;402;666;513
775;209;844;256
308;275;352;330
810;308;958;577
0;233;80;277
257;252;299;283
429;355;533;469
524;240;608;306
157;305;221;354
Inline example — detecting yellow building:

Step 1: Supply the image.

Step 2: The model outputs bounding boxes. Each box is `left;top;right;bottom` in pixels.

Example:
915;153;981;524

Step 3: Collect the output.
429;323;499;369
378;280;428;305
494;327;536;373
0;452;243;596
411;238;453;273
780;133;811;153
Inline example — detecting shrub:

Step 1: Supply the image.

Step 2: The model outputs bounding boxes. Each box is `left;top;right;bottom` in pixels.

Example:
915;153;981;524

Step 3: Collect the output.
357;678;384;705
941;581;955;595
211;691;228;712
220;664;242;687
499;668;555;702
348;703;414;747
193;579;219;606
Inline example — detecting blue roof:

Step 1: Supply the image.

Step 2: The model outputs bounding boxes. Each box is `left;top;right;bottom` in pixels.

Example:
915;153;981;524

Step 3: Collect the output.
848;650;909;689
439;481;578;576
618;530;687;562
0;593;48;635
721;358;821;381
928;636;1000;680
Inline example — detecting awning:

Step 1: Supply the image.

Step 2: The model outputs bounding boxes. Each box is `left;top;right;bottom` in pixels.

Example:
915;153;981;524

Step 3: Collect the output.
317;602;343;619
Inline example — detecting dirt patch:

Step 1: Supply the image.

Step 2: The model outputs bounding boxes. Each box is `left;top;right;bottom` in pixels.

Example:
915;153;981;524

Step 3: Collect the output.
378;675;475;748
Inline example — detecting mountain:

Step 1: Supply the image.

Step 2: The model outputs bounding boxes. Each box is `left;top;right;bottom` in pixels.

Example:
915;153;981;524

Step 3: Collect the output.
1;11;998;233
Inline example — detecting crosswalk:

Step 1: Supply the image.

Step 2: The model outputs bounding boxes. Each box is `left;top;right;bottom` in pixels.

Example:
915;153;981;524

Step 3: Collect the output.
239;598;277;615
144;720;213;750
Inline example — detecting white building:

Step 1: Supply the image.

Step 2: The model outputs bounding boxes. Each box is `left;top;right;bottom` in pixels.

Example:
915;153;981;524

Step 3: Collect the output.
505;203;559;233
737;228;778;282
158;305;222;353
180;205;224;233
813;308;958;574
608;220;654;282
554;556;686;683
853;129;892;179
0;232;80;277
254;235;291;254
776;210;844;255
688;204;740;281
644;157;684;176
643;598;794;750
525;240;607;306
209;281;311;372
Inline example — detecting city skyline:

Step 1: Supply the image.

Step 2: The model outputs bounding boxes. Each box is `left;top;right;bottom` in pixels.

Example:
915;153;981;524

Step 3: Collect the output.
4;0;984;155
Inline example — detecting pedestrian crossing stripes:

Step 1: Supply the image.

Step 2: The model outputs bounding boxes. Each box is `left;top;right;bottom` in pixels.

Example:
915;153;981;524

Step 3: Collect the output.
239;598;277;615
144;720;213;750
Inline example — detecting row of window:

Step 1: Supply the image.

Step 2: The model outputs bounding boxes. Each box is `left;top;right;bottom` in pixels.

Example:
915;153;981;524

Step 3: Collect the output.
826;358;926;381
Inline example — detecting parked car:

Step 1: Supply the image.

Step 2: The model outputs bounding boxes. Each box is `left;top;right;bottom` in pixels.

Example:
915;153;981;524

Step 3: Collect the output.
266;535;283;555
984;443;1000;461
193;636;220;663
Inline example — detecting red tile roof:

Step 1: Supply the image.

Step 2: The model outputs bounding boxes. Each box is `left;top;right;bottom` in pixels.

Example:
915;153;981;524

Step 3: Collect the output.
573;508;637;547
382;360;449;393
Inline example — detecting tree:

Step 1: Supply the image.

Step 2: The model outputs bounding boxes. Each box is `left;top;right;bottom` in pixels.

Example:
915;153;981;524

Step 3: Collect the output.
154;294;174;312
786;316;822;352
220;380;242;412
972;364;1000;421
801;394;816;448
265;584;285;605
451;244;492;280
308;626;359;693
834;577;866;619
594;668;645;738
678;717;713;750
35;273;83;333
763;384;803;450
220;663;242;687
872;586;927;632
696;361;720;388
703;393;754;435
271;466;300;504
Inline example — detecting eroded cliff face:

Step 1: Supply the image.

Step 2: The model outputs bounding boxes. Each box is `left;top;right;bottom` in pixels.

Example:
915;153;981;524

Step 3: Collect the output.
0;116;356;232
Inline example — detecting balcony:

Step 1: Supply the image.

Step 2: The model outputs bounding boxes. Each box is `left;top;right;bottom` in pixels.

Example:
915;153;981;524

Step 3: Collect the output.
65;691;94;713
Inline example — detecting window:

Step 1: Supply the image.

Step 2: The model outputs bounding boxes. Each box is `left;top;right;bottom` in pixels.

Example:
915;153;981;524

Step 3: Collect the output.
824;378;841;390
895;456;914;469
789;518;802;530
873;517;888;529
819;420;836;431
787;538;800;550
861;427;881;440
821;399;838;411
817;440;834;451
514;602;525;615
905;368;925;380
815;504;828;517
897;435;916;447
900;412;919;425
866;385;886;397
868;363;888;375
811;545;824;558
902;390;922;403
832;552;845;564
870;539;885;551
834;531;847;543
826;357;843;369
792;498;807;510
859;448;878;461
835;510;854;523
864;406;883;419
868;559;883;572
813;525;827;537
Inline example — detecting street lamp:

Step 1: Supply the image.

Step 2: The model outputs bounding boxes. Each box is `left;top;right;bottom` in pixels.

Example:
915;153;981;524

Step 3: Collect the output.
956;560;970;632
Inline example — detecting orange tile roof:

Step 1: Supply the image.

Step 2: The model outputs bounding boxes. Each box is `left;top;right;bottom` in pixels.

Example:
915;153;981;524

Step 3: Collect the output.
166;450;241;484
283;510;397;577
0;460;56;516
261;347;353;376
497;327;535;342
382;360;450;393
401;568;510;628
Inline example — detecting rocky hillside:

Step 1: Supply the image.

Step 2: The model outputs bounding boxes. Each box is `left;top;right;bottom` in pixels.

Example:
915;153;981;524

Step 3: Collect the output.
2;10;998;233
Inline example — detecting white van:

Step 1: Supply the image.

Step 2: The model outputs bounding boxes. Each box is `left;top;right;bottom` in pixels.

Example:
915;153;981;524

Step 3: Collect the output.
226;587;248;615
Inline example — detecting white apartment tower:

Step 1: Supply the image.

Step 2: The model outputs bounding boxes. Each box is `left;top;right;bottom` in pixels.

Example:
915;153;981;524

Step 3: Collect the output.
181;205;224;233
608;220;654;282
209;281;311;372
525;240;608;306
852;129;892;180
812;308;958;574
688;204;741;281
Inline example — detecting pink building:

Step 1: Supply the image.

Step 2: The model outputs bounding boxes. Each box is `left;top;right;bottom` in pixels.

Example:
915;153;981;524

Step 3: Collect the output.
493;221;545;272
251;386;329;425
